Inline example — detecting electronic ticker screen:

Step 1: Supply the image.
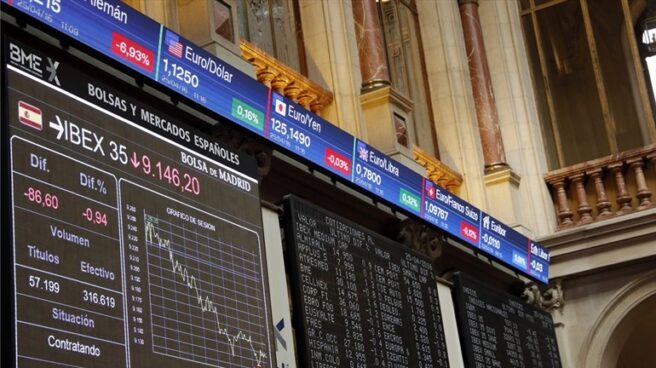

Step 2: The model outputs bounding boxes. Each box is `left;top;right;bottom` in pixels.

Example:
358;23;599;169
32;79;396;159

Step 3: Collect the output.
283;195;450;368
1;0;551;285
452;273;561;368
4;29;274;368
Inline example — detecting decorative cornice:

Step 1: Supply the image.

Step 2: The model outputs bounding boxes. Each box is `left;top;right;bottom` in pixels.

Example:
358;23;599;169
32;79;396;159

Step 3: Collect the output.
540;208;656;279
396;219;445;260
239;40;333;114
359;85;413;113
484;167;521;186
522;280;564;311
413;146;463;193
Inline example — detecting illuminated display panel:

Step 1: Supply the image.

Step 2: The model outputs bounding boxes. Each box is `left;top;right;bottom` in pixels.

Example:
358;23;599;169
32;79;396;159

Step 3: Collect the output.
4;30;274;368
284;196;450;368
0;0;551;284
452;273;562;368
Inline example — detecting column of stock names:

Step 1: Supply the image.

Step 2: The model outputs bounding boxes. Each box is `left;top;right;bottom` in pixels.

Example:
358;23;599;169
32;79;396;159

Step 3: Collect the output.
5;34;273;368
284;196;449;368
452;273;561;368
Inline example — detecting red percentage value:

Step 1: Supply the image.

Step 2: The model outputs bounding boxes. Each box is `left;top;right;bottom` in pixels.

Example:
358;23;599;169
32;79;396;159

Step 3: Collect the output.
83;208;109;227
24;187;59;209
110;32;154;72
324;148;352;176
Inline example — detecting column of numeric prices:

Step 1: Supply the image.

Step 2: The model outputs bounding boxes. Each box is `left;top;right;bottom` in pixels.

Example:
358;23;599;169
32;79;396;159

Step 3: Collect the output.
123;202;146;347
401;254;448;368
11;138;128;368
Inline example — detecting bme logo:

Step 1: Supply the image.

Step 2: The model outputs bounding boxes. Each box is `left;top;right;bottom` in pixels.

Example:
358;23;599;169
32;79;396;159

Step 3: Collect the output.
9;43;60;86
274;99;287;116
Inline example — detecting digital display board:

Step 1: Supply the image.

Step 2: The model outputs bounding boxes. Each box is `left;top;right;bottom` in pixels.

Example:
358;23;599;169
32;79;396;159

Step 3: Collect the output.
283;196;450;368
4;31;274;367
267;92;355;181
452;273;562;368
157;28;270;138
1;0;551;284
352;139;423;215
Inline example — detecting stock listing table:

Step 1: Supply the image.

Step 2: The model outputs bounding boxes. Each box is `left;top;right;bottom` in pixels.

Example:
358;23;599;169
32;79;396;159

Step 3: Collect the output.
284;196;450;368
452;273;562;368
6;32;274;368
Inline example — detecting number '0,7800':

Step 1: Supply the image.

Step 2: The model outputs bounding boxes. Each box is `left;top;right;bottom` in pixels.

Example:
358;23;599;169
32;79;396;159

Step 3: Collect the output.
355;163;382;185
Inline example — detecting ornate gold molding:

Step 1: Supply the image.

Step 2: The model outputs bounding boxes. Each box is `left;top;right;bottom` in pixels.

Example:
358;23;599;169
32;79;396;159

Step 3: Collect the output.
239;40;333;114
413;146;463;193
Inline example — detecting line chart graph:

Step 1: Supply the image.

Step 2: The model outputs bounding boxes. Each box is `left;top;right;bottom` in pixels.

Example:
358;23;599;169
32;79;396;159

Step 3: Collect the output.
144;211;268;368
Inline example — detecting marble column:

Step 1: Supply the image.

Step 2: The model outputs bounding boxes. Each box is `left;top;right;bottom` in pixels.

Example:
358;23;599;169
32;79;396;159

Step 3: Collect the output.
458;0;508;171
352;0;390;90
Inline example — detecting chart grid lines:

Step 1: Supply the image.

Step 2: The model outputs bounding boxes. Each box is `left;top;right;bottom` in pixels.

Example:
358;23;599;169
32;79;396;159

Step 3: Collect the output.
194;227;210;365
146;238;260;283
143;210;268;368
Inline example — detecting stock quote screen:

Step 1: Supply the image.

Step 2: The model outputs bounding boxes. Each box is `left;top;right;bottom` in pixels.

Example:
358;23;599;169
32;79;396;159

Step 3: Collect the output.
283;196;450;368
3;30;274;367
452;273;561;368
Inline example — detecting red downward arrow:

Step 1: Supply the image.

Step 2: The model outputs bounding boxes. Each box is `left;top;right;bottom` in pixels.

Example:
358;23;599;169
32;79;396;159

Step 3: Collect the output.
130;152;140;168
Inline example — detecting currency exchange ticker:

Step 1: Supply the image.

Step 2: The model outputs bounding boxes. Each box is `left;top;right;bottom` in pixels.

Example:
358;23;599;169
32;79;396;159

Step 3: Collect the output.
5;31;274;368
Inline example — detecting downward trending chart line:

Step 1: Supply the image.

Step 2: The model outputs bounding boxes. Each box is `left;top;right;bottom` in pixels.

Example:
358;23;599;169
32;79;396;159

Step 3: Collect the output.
144;217;267;367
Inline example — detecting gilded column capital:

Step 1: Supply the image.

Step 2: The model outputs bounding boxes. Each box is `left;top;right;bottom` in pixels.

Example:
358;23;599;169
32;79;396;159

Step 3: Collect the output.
283;82;301;103
297;91;318;110
256;67;276;87
271;74;292;96
240;40;333;114
413;146;463;193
